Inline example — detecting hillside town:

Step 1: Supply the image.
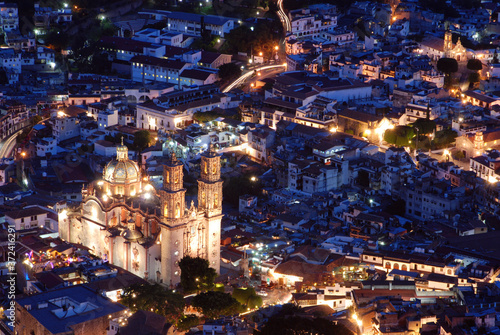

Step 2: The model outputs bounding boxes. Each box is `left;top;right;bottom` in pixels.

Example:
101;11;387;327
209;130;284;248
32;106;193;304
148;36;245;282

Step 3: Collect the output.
4;0;500;334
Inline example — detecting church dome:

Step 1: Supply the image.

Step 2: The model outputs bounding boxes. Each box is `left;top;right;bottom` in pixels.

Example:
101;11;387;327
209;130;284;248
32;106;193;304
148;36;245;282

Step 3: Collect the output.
121;217;143;241
103;141;141;184
121;227;143;241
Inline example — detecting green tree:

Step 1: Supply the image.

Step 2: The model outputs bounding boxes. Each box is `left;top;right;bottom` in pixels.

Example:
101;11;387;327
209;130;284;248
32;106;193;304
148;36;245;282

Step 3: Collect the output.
411;119;436;135
133;130;151;152
31;115;43;126
384;126;415;147
178;256;217;293
434;128;458;148
218;63;242;82
176;314;201;331
232;288;263;309
120;283;185;324
192;291;242;319
193;110;223;123
467;59;483;71
437;57;458;88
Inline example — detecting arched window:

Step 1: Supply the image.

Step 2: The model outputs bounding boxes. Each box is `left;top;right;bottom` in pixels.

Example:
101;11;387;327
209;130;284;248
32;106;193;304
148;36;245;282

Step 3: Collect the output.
201;191;206;207
204;161;208;174
212;162;217;174
385;262;391;269
402;264;407;271
164;204;168;217
174;172;179;184
393;263;400;270
166;171;169;183
214;193;218;207
175;202;180;218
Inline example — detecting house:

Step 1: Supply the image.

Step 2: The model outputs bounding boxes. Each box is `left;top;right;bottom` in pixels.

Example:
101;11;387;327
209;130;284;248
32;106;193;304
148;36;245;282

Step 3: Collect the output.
100;36;166;62
5;206;59;231
131;55;189;85
94;140;117;157
179;68;218;86
14;285;126;335
140;10;236;37
0;2;18;33
336;108;385;139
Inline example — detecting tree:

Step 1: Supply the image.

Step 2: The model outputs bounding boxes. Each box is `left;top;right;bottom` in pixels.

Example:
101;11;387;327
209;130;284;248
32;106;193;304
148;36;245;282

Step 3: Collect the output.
120;283;185;324
133;130;151;152
467;59;483;71
437;57;458;88
176;314;201;331
411;119;436;135
218;63;242;82
468;72;480;86
232;288;263;309
434;129;458;148
178;256;217;293
193;110;224;123
31;115;43;126
192;291;242;319
384;126;415;147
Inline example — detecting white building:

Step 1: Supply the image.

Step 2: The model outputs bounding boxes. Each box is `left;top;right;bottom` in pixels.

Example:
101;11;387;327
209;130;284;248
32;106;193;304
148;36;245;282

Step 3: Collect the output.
100;36;166;62
0;2;18;33
140;10;236;37
94;140;118;157
131;55;189;85
5;206;58;231
133;28;185;47
291;14;337;40
179;68;218;87
35;137;58;157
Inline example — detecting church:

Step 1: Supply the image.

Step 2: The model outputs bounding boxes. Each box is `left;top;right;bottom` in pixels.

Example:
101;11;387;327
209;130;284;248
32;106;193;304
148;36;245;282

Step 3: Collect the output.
59;142;223;287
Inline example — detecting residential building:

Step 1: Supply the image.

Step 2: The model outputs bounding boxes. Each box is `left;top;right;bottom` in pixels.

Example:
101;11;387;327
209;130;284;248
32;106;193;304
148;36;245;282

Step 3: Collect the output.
131;55;189;85
15;285;126;335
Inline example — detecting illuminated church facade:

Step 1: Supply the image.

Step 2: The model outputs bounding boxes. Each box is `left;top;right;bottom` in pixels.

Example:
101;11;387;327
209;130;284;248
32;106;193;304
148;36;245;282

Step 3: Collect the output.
59;142;223;286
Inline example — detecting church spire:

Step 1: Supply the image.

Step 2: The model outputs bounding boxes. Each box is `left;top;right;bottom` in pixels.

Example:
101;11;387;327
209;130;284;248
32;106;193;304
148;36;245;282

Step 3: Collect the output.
198;146;223;216
116;136;128;161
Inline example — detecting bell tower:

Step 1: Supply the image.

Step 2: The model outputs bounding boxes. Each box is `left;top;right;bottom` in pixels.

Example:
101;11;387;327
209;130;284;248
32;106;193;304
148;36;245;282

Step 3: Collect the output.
198;144;223;273
444;28;452;58
474;131;484;156
198;145;223;216
161;153;186;220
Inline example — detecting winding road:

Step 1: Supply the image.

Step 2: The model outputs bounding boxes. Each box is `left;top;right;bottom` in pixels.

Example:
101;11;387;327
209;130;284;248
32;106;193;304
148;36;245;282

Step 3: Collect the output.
277;0;291;33
222;64;287;93
0;131;20;159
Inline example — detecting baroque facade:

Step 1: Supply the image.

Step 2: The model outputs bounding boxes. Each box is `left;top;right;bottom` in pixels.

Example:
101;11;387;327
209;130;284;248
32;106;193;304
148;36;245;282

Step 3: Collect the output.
59;142;222;286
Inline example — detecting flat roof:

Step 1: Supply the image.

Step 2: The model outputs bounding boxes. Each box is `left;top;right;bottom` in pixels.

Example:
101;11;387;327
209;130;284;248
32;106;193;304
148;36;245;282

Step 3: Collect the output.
16;285;126;334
